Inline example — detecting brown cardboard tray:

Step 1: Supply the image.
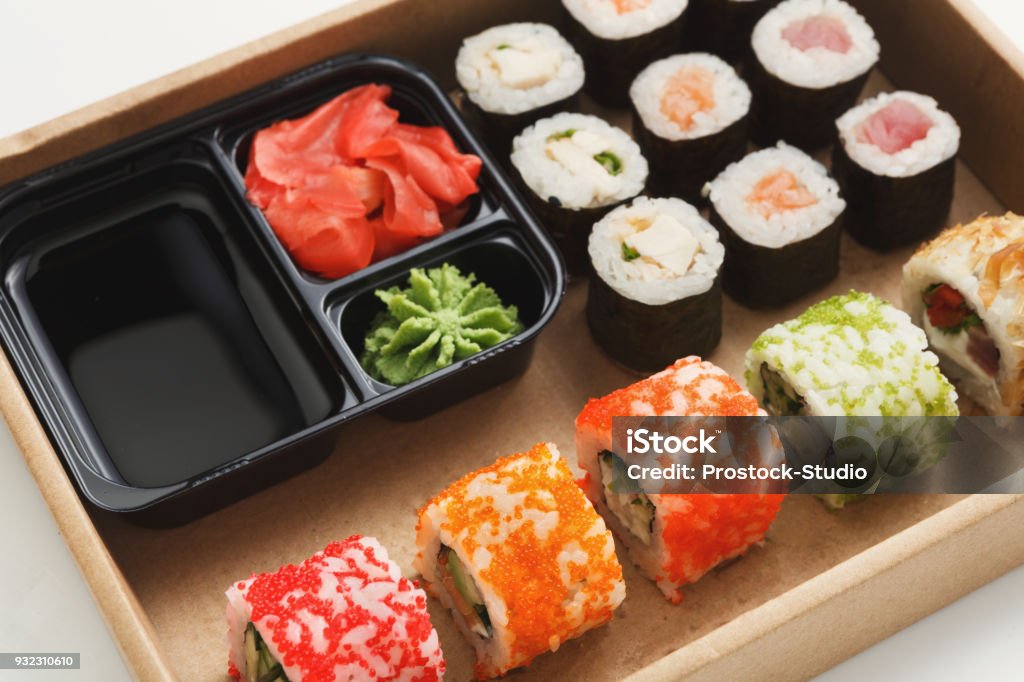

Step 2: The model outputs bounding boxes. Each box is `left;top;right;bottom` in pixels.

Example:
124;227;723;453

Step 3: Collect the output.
1;0;1023;680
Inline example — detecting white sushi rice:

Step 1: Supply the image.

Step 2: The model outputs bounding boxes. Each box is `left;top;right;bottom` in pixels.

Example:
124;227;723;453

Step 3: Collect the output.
589;197;725;306
630;53;751;141
512;112;648;209
752;0;879;89
745;292;959;416
837;91;961;177
704;142;845;248
902;214;1024;416
562;0;689;40
456;23;585;116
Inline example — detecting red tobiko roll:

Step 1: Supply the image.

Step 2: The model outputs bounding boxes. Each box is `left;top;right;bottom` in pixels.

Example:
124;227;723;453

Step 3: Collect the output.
226;535;445;681
245;84;481;279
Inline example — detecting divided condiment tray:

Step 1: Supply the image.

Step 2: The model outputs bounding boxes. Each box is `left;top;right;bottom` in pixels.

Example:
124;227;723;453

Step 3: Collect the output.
0;55;565;526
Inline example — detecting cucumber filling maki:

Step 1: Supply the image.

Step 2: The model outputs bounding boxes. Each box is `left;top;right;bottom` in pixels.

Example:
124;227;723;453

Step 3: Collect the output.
922;283;1001;379
244;623;290;682
437;545;492;638
759;364;809;416
599;451;656;544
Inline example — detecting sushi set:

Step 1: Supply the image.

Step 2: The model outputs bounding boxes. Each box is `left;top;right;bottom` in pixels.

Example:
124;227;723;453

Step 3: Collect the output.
0;0;1023;680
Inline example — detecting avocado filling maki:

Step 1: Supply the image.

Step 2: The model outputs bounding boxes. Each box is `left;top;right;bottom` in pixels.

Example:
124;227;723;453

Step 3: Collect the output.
599;451;656;545
760;364;809;416
922;283;1000;378
243;623;290;682
437;545;492;638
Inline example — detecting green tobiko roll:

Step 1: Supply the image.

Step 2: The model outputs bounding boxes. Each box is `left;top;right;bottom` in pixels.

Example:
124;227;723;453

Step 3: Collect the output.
361;264;524;386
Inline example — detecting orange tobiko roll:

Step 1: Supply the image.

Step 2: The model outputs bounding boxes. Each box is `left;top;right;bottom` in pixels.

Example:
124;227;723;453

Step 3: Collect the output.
415;442;625;679
575;356;785;604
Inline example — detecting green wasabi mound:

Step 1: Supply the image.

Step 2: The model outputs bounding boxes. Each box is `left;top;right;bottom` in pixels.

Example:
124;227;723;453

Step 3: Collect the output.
361;264;524;386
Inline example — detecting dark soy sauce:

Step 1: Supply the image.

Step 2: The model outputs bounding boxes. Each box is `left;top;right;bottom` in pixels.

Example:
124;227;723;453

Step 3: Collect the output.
25;204;339;488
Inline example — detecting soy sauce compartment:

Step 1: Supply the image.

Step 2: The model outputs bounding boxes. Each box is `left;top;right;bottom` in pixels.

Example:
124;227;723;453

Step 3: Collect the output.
329;226;552;419
214;56;500;288
0;152;350;519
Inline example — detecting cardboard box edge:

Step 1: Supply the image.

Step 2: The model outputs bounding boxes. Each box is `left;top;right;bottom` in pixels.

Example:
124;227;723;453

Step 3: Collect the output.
627;494;1024;681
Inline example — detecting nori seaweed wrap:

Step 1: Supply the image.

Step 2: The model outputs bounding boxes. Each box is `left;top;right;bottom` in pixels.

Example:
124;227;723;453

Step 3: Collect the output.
681;0;780;62
511;113;649;278
455;23;586;159
630;53;751;203
561;0;688;108
704;142;846;309
833;91;960;250
586;197;724;372
748;0;879;151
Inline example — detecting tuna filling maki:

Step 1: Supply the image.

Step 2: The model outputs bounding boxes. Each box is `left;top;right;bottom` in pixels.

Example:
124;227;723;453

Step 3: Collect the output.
437;545;492;639
759;364;809;416
244;623;289;682
922;283;1001;379
599;451;656;544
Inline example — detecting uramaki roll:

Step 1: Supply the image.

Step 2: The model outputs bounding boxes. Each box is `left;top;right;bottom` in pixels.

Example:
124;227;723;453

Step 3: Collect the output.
902;213;1024;416
415;442;625;679
575;356;785;604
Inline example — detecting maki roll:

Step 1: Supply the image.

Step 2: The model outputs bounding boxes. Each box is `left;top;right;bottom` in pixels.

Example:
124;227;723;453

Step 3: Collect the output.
456;23;585;157
745;291;958;418
681;0;781;62
226;536;445;681
511;113;648;276
748;0;879;150
416;442;625;679
704;142;845;308
561;0;689;107
587;197;725;372
902;213;1024;416
575;356;785;603
630;53;751;201
834;91;961;250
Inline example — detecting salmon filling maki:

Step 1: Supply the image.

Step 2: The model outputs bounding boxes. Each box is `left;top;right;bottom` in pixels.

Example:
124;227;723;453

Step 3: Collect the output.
245;84;482;279
704;142;845;308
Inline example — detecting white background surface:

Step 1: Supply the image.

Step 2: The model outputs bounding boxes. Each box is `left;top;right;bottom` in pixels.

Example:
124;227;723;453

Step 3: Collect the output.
0;1;1022;680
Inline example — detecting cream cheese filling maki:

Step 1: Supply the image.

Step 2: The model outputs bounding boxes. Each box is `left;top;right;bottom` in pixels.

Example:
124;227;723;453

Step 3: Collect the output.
834;91;961;249
512;112;648;276
456;23;585;153
586;197;724;370
705;142;845;307
748;0;879;150
902;213;1024;416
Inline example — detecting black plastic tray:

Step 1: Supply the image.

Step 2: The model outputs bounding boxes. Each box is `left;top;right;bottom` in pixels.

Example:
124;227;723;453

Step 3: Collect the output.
0;55;565;526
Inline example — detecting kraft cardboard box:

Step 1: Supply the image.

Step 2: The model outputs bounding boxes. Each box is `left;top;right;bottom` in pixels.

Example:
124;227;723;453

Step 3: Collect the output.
0;1;1022;679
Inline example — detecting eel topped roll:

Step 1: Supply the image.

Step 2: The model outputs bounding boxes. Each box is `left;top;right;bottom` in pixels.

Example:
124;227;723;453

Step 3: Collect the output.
630;53;751;201
748;0;879;150
576;357;785;603
226;536;444;682
587;197;725;371
561;0;689;107
902;213;1024;416
416;442;625;679
834;91;961;250
456;23;585;157
511;112;648;276
705;142;845;308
